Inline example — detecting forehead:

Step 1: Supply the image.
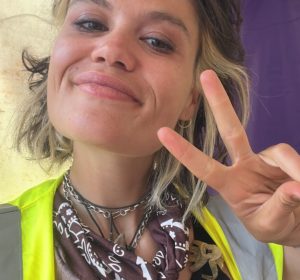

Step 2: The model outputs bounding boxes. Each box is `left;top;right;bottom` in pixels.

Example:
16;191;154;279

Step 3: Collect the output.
69;0;111;8
68;0;196;9
67;0;198;21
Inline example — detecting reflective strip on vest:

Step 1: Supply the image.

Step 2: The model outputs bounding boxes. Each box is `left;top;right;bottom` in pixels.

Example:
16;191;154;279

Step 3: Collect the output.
207;195;278;280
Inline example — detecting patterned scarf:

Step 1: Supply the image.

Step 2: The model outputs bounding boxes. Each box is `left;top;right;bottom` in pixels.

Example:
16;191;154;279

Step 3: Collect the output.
53;190;190;279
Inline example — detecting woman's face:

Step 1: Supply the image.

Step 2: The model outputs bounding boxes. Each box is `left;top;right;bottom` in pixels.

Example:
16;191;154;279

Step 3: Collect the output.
47;0;200;157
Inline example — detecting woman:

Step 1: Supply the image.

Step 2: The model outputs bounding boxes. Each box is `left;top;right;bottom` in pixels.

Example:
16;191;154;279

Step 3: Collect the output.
6;0;300;279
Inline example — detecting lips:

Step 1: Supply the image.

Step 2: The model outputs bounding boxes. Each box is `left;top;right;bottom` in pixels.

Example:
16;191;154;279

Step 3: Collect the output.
73;72;140;103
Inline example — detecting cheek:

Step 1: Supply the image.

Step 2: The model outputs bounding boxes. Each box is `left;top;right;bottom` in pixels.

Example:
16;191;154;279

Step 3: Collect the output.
148;67;195;120
47;35;88;113
48;36;77;89
47;37;78;134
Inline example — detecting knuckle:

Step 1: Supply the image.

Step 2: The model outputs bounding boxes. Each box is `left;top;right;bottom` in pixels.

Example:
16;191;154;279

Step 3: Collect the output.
178;141;193;162
278;189;298;209
274;143;292;155
223;125;244;141
202;157;215;179
252;220;276;242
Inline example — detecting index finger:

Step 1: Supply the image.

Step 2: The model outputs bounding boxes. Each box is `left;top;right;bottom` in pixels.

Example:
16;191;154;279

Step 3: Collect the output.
157;127;226;190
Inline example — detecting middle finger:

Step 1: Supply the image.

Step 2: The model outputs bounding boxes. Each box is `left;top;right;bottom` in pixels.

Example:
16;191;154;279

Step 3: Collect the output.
200;70;253;162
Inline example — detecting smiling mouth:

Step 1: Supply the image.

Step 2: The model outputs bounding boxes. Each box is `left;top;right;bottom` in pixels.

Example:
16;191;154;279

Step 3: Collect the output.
77;83;137;103
73;72;140;104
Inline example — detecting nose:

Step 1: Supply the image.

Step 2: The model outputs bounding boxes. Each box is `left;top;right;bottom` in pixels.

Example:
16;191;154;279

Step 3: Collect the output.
90;31;137;72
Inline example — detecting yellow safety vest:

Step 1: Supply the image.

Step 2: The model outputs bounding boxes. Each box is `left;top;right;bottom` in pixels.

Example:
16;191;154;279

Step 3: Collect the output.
8;176;283;280
194;197;283;279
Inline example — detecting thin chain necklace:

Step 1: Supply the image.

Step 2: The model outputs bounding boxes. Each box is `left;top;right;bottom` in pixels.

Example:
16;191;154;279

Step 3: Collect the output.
62;171;154;251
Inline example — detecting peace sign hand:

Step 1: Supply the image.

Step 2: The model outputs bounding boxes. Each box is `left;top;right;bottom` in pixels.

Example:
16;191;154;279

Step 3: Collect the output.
158;70;300;246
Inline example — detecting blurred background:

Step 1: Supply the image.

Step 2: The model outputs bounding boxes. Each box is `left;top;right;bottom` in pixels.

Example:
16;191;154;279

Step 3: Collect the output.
0;1;60;201
0;0;299;201
242;0;300;154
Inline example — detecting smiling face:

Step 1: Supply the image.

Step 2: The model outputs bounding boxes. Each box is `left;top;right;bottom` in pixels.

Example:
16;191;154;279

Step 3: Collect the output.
47;0;200;157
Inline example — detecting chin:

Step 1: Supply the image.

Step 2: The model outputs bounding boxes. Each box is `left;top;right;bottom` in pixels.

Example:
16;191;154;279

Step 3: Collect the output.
72;131;161;157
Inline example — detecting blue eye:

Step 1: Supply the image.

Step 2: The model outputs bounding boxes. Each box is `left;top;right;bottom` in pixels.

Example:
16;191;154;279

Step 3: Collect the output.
74;19;108;32
142;37;175;54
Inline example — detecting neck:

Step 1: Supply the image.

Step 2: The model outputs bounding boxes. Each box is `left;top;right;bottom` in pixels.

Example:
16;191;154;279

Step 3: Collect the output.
69;143;155;208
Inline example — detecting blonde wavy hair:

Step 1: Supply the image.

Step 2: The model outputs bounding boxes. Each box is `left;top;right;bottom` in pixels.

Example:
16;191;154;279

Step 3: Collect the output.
16;0;249;220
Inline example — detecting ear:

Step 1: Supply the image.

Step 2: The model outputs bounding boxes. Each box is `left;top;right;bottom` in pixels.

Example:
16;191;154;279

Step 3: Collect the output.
179;88;200;121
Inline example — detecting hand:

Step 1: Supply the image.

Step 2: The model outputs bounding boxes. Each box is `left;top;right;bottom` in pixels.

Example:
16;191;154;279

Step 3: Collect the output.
157;70;300;246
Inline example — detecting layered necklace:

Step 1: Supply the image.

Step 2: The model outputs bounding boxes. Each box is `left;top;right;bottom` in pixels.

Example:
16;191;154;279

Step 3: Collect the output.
63;172;153;251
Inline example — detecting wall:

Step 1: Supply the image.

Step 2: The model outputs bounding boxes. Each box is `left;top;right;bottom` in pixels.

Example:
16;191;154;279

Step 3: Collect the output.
242;0;300;153
0;1;61;201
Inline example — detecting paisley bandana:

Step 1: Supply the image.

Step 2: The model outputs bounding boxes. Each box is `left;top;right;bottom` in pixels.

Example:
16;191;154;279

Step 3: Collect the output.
53;190;190;279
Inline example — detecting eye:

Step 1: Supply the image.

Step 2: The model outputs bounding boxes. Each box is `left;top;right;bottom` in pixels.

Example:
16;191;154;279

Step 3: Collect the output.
74;19;108;32
142;37;175;54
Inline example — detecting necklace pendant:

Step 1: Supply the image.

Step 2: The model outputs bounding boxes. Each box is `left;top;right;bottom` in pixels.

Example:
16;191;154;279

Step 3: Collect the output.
114;233;127;248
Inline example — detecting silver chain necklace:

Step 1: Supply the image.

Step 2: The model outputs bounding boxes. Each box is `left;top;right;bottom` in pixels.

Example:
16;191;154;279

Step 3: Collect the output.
62;171;154;250
63;172;152;219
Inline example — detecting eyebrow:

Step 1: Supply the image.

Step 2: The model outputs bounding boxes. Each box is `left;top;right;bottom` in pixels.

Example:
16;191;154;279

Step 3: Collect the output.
69;0;112;9
69;1;190;38
145;11;190;39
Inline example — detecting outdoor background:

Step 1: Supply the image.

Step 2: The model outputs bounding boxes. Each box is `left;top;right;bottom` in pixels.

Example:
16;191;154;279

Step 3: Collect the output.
1;0;299;201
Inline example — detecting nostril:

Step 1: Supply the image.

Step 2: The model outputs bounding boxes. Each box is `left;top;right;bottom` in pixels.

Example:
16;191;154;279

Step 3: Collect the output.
115;60;126;69
91;47;133;71
96;57;106;63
